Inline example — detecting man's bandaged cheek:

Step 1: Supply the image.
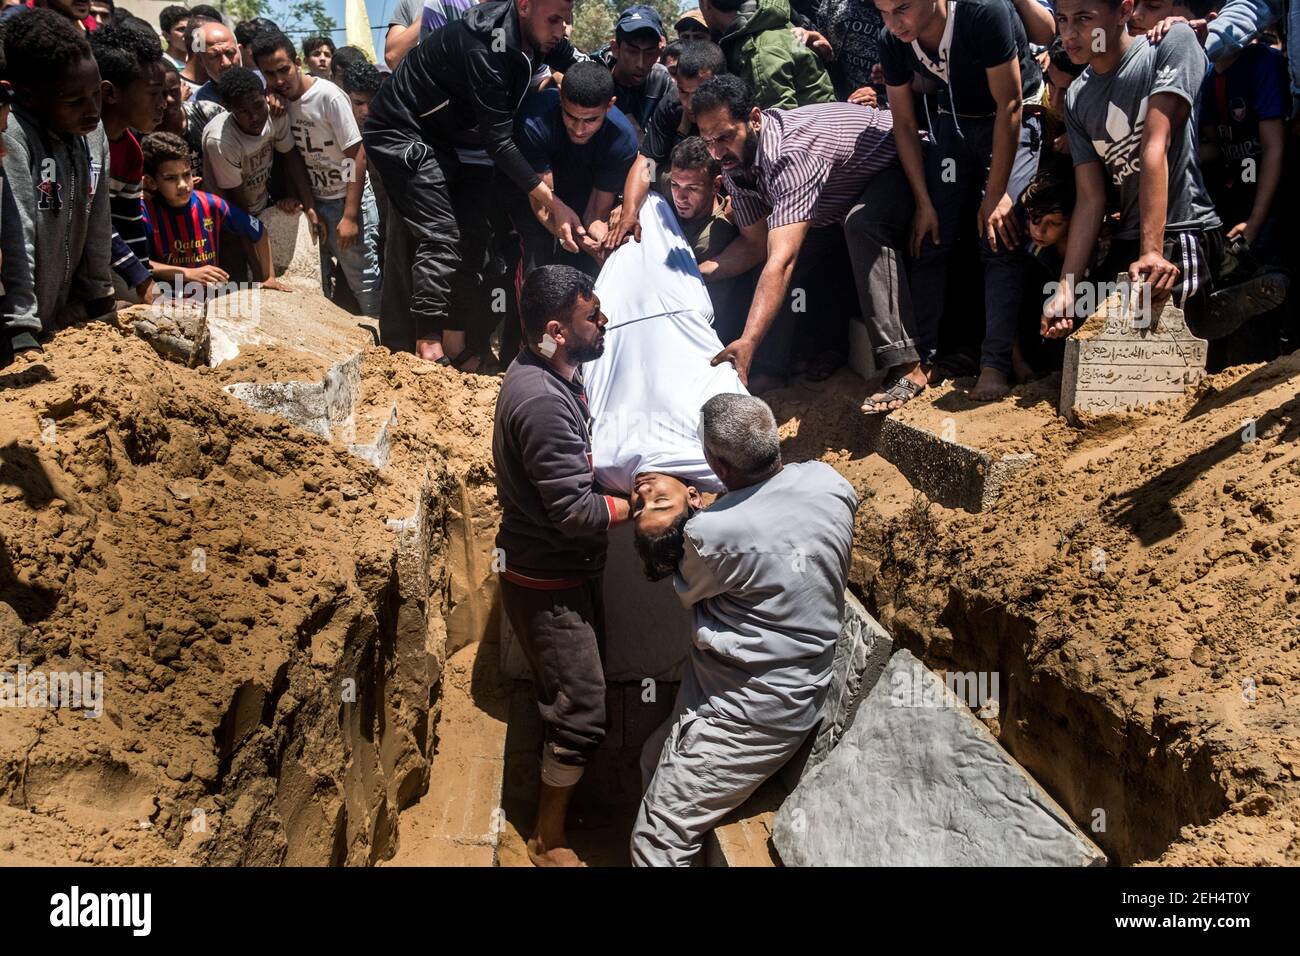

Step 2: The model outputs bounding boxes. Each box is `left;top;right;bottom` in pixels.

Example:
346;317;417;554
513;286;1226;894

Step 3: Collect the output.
538;332;558;357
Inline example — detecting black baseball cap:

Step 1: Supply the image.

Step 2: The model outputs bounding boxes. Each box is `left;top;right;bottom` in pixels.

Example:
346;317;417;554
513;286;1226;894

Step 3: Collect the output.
616;5;665;40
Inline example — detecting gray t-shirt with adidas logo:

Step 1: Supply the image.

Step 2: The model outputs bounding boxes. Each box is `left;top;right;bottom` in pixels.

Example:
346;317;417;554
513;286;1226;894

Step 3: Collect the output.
1065;25;1220;240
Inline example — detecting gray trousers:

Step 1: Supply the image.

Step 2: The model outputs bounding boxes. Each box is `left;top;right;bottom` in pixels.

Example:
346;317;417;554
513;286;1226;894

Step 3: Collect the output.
842;162;921;377
630;682;809;867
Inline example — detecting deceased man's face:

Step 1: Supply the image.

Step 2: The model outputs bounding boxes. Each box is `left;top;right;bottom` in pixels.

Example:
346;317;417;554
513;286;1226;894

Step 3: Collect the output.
632;473;700;538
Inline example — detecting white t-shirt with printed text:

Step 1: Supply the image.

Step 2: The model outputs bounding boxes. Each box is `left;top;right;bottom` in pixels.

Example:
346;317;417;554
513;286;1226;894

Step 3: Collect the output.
202;111;295;215
287;77;362;201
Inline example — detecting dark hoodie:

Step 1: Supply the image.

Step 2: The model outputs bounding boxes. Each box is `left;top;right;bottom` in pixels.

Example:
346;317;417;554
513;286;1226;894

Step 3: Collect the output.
1;107;114;357
492;347;625;585
363;0;583;194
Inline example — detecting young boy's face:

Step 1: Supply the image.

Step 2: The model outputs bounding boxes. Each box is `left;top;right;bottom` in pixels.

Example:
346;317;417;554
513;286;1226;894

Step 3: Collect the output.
166;18;190;56
346;90;371;126
22;53;101;135
1056;0;1132;66
256;48;305;101
1046;62;1075;113
146;158;193;207
230;91;269;137
1128;0;1182;33
106;60;167;134
1028;210;1071;248
873;0;940;45
306;45;332;76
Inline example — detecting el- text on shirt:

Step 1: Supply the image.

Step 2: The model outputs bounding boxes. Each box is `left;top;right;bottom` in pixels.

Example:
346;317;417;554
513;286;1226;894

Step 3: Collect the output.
1065;25;1220;240
725;101;897;230
288;78;363;202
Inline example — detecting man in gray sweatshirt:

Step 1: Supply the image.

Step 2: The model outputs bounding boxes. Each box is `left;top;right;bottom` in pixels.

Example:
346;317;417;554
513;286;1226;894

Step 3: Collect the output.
631;393;859;866
1;9;115;367
492;263;631;866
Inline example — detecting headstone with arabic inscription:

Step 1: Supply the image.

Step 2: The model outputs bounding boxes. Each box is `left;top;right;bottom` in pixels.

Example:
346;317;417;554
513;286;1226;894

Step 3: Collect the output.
1059;274;1208;423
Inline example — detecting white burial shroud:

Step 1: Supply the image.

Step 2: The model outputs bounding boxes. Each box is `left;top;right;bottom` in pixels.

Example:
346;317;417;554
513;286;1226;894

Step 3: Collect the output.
584;192;748;495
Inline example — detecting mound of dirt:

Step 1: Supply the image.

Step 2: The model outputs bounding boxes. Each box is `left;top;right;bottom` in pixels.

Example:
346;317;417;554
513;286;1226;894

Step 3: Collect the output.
769;357;1300;864
0;318;480;865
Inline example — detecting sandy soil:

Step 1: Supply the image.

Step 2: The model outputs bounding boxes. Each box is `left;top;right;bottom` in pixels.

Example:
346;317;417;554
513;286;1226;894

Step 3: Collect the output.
776;363;1300;865
3;304;1297;866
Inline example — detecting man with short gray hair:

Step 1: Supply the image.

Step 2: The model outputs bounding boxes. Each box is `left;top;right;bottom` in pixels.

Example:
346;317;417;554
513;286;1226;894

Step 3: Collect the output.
630;393;859;866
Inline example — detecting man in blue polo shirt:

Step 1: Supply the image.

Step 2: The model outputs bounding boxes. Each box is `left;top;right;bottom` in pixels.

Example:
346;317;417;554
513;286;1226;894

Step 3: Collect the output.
513;60;640;275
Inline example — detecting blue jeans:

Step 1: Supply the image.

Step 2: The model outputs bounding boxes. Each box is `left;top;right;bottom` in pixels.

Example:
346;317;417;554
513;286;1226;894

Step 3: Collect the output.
911;111;1041;373
315;185;381;317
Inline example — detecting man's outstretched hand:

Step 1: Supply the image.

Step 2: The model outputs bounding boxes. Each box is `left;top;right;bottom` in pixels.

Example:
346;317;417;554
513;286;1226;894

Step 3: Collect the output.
530;189;585;254
712;337;755;385
1146;12;1214;44
604;204;641;251
1129;251;1180;305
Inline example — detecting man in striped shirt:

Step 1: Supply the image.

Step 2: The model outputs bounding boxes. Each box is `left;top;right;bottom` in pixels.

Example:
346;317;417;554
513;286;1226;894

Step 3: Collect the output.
690;74;917;396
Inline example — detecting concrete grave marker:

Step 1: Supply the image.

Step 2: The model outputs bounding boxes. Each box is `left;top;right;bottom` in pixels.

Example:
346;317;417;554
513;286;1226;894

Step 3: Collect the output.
772;649;1107;867
1060;275;1208;423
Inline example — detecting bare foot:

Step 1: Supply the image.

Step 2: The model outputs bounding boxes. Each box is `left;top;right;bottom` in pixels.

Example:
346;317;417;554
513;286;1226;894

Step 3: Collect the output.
968;367;1011;402
526;836;585;867
415;338;445;364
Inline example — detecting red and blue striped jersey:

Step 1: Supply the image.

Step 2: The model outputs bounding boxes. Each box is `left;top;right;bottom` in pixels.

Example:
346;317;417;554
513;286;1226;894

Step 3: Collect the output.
142;191;264;268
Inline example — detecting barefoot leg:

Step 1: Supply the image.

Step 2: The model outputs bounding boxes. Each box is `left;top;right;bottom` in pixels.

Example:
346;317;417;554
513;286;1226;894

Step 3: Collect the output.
415;337;445;363
527;782;583;867
968;366;1011;402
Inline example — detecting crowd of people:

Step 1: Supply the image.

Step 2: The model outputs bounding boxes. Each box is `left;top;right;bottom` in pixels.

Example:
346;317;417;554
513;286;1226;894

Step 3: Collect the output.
1;0;1295;403
0;0;1296;868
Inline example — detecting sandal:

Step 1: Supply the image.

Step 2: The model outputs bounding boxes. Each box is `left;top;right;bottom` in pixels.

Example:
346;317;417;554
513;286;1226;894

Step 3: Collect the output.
861;376;924;415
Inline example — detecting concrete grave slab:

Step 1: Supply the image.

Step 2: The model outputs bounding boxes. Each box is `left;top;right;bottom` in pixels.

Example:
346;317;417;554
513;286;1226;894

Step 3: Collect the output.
777;591;894;792
876;415;1034;513
772;648;1107;866
1060;277;1208;423
201;285;385;460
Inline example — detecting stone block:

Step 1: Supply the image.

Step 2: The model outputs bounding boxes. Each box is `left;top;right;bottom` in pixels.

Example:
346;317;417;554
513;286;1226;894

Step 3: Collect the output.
204;286;382;460
778;591;893;792
878;415;1034;513
1060;277;1207;423
123;302;209;367
772;649;1107;866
